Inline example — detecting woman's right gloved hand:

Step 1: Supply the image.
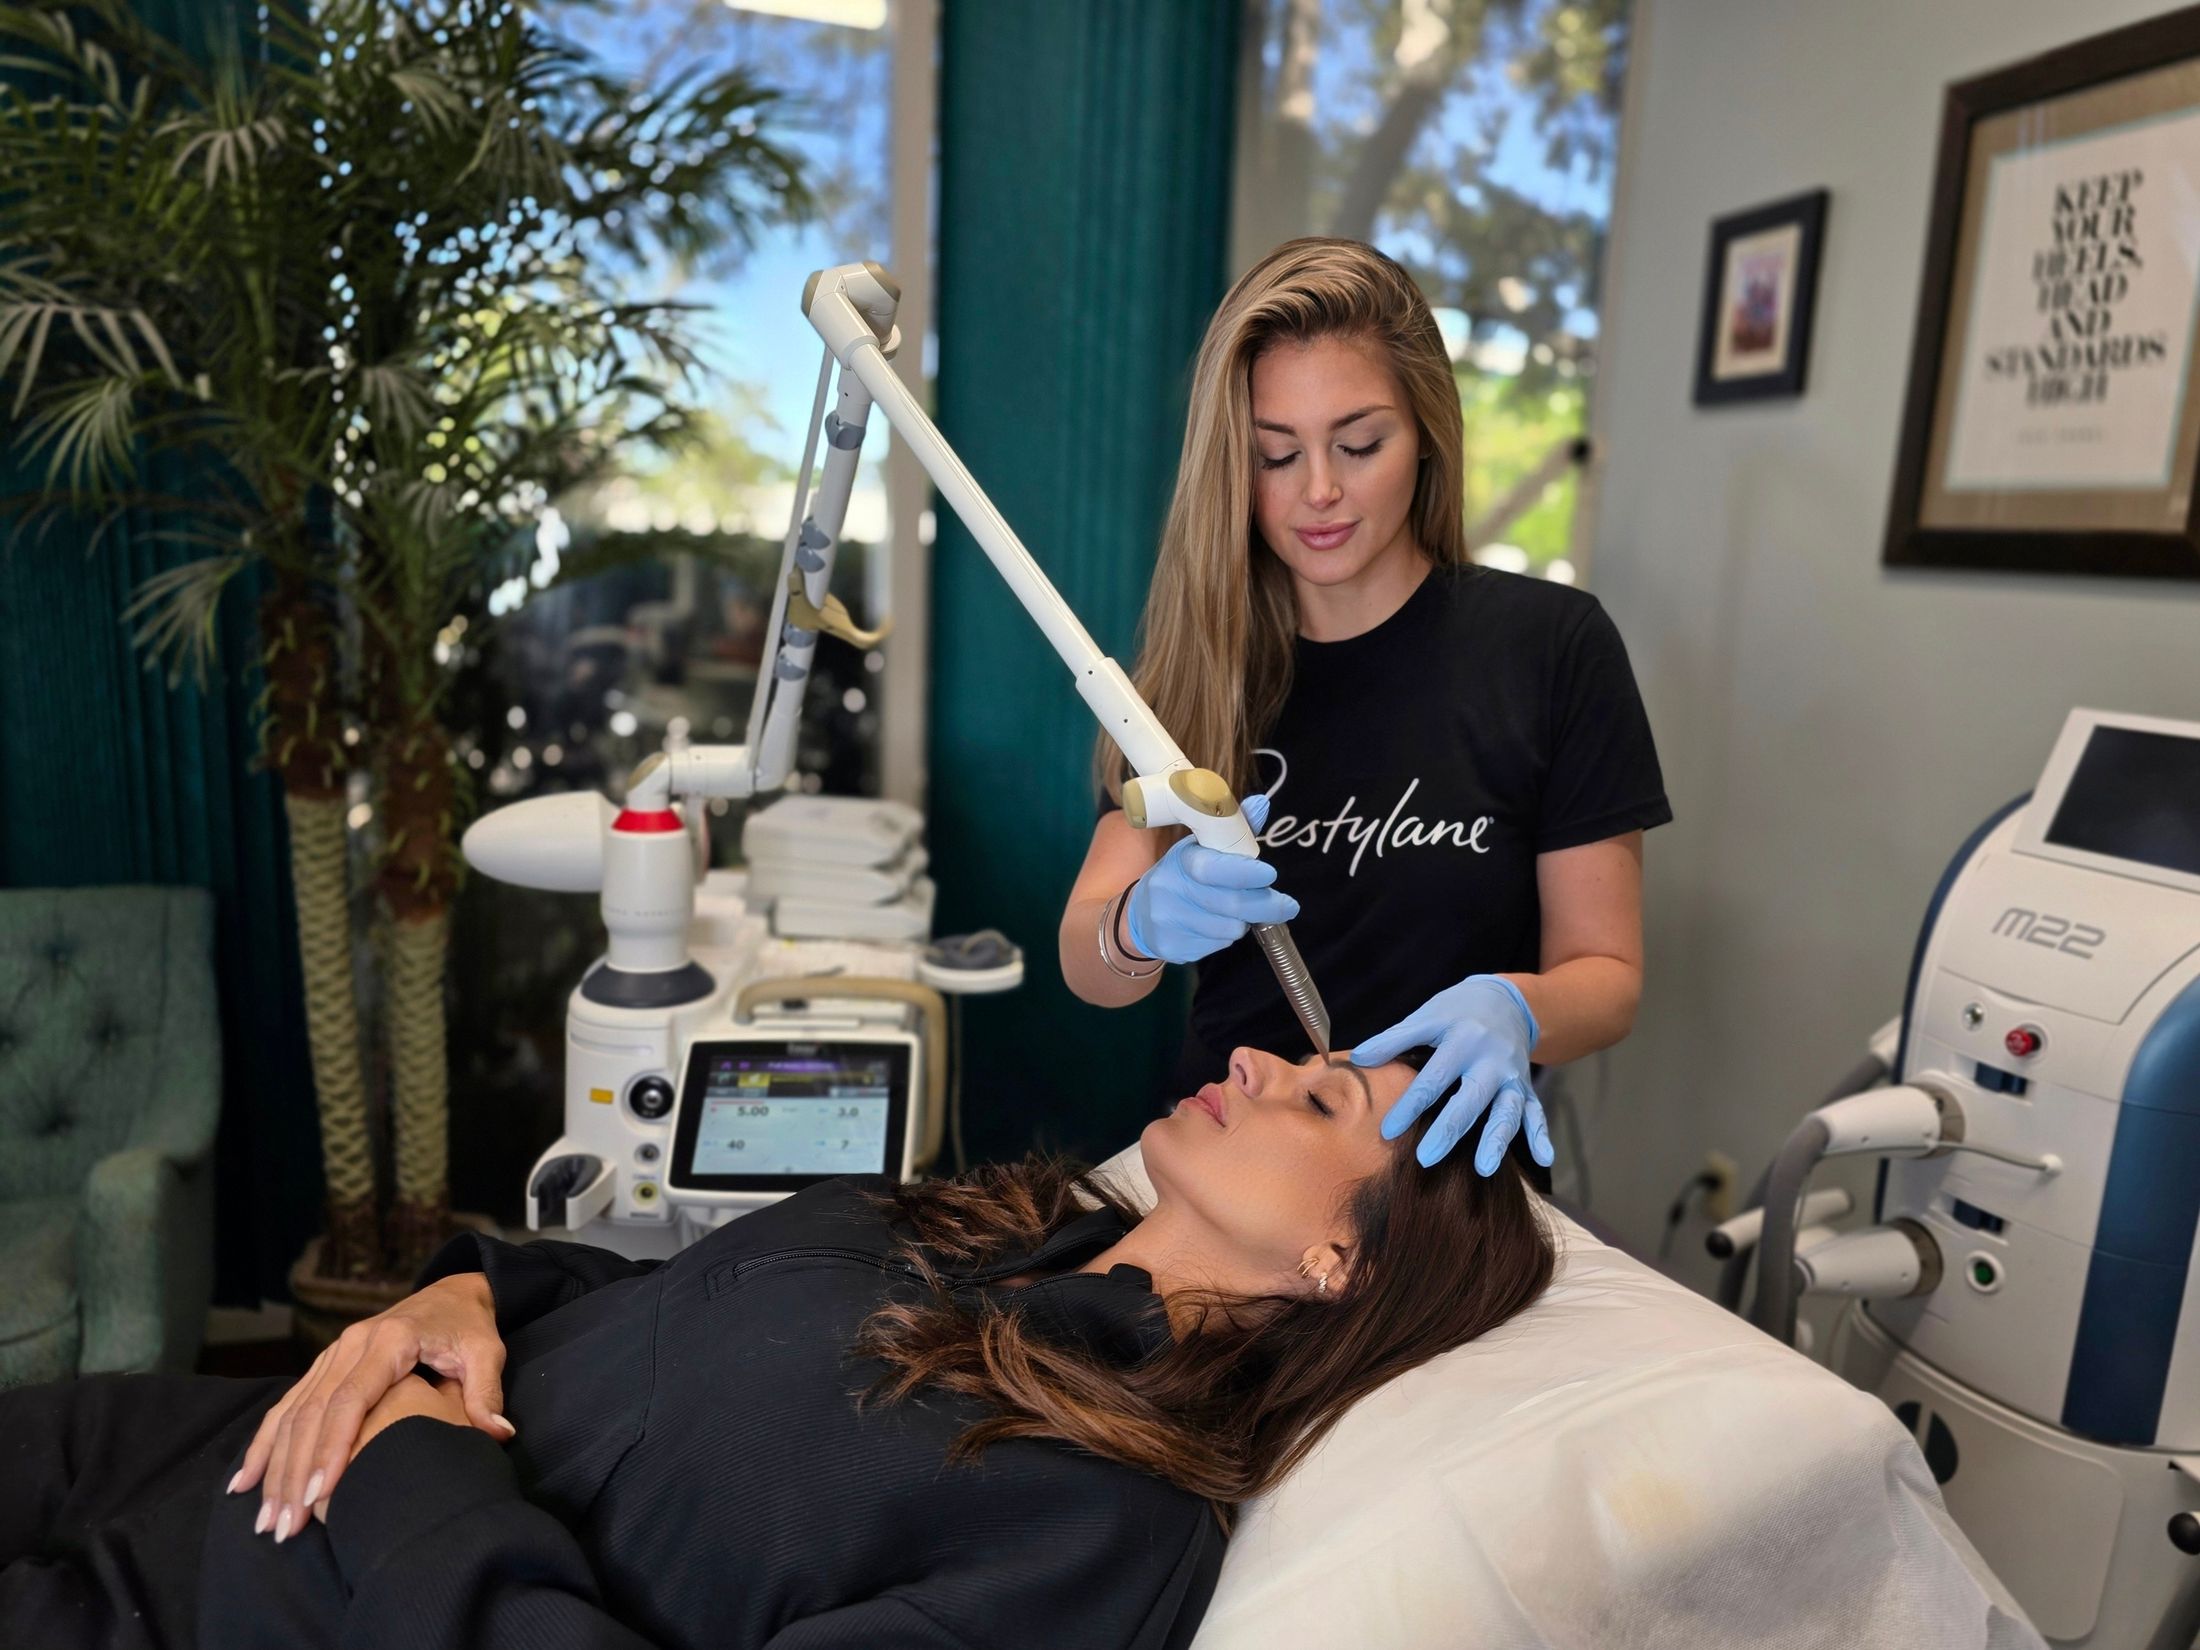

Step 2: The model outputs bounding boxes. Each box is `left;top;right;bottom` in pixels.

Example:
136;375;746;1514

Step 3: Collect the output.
229;1270;515;1543
1124;793;1299;965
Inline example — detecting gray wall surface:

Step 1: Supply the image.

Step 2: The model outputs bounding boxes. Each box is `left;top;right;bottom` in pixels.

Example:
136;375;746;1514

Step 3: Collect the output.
1583;0;2200;1288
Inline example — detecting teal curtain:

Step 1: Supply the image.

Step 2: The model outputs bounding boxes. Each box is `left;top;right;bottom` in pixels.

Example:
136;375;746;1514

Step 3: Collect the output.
0;501;324;1313
0;497;323;1310
929;1;1240;1163
0;0;322;1306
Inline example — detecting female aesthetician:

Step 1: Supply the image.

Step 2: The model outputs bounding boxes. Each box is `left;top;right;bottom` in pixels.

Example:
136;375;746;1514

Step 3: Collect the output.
1060;237;1671;1177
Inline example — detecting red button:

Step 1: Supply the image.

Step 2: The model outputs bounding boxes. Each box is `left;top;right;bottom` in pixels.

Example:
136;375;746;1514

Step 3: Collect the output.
2004;1027;2042;1059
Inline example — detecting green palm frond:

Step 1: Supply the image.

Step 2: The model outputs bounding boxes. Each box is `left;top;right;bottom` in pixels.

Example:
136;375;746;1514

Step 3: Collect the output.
123;550;251;687
0;3;127;108
356;360;438;447
386;65;468;138
0;295;180;410
17;373;142;493
4;0;813;694
161;103;287;189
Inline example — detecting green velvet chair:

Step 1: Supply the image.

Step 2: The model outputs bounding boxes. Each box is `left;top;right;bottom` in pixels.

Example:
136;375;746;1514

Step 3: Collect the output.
0;886;221;1387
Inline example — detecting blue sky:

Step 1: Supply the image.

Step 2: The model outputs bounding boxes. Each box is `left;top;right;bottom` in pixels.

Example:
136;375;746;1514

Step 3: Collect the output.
558;0;1622;486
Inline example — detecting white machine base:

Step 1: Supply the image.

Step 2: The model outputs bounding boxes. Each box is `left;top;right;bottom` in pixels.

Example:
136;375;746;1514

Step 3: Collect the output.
1834;1304;2200;1646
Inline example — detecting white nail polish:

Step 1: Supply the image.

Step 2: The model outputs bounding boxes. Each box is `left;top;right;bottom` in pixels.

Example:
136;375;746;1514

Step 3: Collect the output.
304;1471;324;1506
254;1502;274;1535
275;1506;295;1543
491;1413;515;1435
226;1469;246;1495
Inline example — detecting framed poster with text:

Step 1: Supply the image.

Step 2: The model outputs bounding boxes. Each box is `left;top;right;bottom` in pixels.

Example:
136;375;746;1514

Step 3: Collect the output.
1884;7;2200;580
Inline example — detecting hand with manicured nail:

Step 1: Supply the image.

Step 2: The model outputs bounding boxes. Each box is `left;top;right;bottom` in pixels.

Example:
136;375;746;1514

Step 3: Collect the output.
230;1270;514;1541
1352;975;1554;1174
1123;793;1298;966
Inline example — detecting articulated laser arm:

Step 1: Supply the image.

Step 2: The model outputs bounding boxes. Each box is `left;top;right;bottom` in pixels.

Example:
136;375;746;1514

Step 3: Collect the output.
633;262;1219;823
647;261;1330;1052
469;261;1329;1052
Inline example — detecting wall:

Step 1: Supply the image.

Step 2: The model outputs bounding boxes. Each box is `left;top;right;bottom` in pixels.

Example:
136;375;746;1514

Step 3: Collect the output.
1585;0;2200;1280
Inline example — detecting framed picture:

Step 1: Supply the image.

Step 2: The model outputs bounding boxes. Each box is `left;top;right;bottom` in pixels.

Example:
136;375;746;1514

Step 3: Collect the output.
1884;7;2200;581
1692;189;1829;405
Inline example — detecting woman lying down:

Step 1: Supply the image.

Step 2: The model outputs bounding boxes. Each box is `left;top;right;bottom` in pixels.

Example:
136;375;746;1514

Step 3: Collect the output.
1;1045;1553;1650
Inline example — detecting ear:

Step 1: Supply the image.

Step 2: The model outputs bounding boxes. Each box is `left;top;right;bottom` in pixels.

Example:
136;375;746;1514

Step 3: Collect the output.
1295;1240;1353;1296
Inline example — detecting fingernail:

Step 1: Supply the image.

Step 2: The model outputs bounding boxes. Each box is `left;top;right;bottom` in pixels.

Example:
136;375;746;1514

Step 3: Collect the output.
275;1506;295;1543
227;1469;246;1495
254;1502;274;1535
491;1413;516;1436
304;1471;324;1507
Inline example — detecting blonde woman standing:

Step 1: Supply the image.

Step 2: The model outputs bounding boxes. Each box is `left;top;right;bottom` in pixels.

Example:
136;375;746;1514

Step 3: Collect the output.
1060;238;1670;1177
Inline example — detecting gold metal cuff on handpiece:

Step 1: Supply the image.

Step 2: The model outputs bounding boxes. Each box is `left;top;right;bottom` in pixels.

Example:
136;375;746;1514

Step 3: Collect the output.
1121;767;1237;832
785;569;894;649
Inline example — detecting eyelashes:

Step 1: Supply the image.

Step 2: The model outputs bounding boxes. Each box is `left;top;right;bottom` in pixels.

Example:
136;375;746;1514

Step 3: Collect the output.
1307;1092;1334;1118
1258;440;1385;472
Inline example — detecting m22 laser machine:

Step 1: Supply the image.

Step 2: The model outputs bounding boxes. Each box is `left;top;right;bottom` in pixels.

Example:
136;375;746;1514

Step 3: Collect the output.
1717;708;2200;1647
465;261;1330;1255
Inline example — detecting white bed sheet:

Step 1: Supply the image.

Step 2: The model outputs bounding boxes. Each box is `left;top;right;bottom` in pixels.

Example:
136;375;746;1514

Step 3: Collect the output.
1091;1146;2045;1650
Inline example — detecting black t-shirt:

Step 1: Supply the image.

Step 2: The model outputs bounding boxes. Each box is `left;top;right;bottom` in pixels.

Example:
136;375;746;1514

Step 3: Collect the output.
1177;564;1670;1066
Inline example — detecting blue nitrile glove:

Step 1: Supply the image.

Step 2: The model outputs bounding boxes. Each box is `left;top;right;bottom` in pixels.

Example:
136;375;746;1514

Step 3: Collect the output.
1123;793;1298;966
1353;975;1554;1174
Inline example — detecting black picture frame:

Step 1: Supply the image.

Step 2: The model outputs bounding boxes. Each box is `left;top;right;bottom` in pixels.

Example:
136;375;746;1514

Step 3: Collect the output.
1692;188;1828;406
1883;7;2200;582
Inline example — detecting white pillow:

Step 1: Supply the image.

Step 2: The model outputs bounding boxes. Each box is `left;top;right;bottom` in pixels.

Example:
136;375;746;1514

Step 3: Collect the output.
1089;1142;2039;1650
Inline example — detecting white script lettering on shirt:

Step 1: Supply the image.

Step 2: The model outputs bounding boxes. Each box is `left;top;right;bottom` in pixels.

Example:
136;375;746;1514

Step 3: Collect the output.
1254;749;1493;878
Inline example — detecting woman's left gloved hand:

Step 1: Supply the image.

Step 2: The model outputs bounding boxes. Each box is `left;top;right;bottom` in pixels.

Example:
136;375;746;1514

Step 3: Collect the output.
1352;975;1554;1174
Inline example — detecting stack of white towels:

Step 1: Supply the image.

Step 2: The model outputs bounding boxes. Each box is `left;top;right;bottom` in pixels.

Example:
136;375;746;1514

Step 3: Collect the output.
740;794;935;943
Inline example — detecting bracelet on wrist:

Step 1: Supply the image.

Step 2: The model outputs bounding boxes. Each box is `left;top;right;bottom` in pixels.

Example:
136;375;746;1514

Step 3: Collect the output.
1097;889;1162;980
1113;887;1155;964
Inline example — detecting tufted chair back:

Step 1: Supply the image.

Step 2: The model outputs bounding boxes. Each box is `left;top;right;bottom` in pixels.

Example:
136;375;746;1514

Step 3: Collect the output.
0;887;220;1204
0;885;223;1383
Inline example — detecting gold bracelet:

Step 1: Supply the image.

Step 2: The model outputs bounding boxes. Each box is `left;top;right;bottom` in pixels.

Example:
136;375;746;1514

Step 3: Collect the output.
1097;888;1162;980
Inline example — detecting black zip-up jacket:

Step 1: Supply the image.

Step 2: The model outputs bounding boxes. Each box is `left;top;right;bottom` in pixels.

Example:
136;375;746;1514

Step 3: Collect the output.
200;1177;1223;1650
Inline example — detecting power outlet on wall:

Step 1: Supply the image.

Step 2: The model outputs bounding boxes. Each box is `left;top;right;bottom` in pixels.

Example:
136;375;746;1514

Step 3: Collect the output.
1701;1150;1739;1224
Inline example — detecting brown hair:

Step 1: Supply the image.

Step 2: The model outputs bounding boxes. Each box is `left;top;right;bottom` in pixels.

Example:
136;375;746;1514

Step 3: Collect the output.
1097;236;1470;805
854;1107;1552;1517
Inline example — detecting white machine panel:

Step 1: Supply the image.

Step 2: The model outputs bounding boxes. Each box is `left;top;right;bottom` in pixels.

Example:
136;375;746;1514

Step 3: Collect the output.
1836;1311;2156;1645
1874;707;2200;1488
1867;1201;2099;1428
1934;840;2198;1023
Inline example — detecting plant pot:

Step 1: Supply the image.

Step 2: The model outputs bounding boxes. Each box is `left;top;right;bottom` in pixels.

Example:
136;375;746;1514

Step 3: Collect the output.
285;1210;500;1356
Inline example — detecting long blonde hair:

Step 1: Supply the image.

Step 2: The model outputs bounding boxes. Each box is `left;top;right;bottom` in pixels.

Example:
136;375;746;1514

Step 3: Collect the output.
1099;237;1470;804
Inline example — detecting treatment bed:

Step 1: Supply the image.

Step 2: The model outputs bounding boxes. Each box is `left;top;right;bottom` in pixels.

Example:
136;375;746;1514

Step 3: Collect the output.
1094;1145;2046;1650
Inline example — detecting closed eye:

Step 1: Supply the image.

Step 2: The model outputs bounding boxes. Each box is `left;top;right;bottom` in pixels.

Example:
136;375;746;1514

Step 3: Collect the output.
1306;1054;1375;1116
1306;1089;1335;1119
1257;439;1384;472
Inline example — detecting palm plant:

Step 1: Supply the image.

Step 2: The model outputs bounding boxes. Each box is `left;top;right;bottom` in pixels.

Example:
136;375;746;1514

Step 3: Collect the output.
0;0;807;1280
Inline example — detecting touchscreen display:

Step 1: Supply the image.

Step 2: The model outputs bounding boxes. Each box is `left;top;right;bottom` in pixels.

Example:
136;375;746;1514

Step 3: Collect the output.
688;1048;896;1177
2043;726;2200;878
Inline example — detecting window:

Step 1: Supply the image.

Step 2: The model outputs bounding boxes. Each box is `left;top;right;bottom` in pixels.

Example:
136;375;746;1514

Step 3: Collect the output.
446;0;936;1223
1232;0;1631;580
